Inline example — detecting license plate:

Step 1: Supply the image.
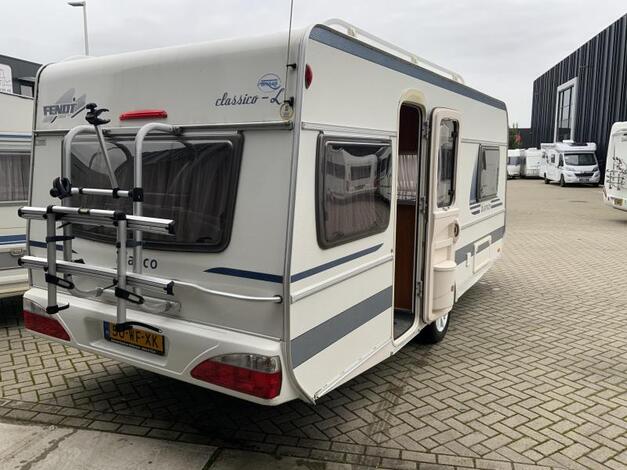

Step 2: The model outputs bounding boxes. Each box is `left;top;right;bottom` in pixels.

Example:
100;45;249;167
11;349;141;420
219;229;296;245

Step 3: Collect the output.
103;322;165;355
579;178;589;183
615;198;624;206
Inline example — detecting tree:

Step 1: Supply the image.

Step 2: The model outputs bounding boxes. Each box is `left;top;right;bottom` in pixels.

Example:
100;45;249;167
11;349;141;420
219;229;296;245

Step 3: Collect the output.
509;122;523;149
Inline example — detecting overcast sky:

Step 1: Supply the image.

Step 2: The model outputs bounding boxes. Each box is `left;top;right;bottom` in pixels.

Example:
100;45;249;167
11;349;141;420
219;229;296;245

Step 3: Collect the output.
2;0;626;126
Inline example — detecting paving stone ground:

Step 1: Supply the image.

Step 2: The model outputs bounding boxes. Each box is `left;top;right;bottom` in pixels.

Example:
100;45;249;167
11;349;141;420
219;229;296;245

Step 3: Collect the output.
1;179;626;470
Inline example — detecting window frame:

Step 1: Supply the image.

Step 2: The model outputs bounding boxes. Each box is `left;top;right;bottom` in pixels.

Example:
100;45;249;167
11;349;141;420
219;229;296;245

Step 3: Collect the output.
554;77;578;142
476;145;501;202
315;134;393;249
69;133;244;253
435;118;459;209
0;150;30;204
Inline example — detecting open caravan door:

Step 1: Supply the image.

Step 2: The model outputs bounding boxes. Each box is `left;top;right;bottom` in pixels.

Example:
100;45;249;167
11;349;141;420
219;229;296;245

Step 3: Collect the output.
424;108;461;325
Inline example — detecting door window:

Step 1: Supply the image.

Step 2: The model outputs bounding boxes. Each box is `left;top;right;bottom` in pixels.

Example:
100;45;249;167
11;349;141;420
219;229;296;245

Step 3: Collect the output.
436;119;458;208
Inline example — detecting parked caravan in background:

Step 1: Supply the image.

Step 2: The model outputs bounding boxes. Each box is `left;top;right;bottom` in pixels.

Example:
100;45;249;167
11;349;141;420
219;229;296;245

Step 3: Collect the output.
540;141;599;186
506;150;522;178
0;92;31;299
604;122;627;211
20;19;508;404
521;148;543;177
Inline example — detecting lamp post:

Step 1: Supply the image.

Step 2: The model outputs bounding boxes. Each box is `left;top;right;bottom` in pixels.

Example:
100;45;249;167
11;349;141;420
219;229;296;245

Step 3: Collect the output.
67;1;89;56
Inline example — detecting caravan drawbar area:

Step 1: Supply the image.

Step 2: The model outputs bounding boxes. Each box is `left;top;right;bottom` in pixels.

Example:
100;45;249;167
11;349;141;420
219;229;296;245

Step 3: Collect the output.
21;20;508;404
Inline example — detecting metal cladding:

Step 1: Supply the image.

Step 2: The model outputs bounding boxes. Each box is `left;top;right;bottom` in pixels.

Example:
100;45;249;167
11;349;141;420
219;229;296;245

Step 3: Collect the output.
531;14;627;176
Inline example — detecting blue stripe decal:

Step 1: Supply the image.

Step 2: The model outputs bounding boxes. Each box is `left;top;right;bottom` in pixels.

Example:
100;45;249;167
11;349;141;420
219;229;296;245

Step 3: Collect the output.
291;244;382;282
0;133;31;140
291;286;393;368
29;240;65;252
204;267;283;284
310;26;507;112
204;244;383;284
0;234;26;245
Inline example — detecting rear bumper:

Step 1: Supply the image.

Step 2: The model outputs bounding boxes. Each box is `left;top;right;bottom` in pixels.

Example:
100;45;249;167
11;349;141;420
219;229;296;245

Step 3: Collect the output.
23;287;299;405
0;269;28;299
604;193;627;211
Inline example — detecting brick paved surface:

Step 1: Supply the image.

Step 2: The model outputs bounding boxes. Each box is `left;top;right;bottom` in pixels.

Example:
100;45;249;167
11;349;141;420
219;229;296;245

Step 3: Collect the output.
1;180;626;470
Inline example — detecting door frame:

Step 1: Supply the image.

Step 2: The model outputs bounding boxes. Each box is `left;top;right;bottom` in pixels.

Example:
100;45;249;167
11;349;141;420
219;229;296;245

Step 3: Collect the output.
392;96;428;345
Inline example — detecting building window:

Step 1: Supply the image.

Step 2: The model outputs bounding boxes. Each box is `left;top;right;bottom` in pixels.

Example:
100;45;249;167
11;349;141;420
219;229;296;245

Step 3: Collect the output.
316;137;392;248
0;152;30;202
477;146;500;201
437;119;458;208
555;78;577;142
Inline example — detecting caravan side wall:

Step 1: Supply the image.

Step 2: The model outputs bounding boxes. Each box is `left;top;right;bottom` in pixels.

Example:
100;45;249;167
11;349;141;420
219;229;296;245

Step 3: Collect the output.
286;26;507;400
0;92;32;298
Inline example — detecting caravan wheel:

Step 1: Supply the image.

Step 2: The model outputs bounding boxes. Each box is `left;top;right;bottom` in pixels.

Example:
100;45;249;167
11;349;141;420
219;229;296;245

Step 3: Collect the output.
418;313;450;344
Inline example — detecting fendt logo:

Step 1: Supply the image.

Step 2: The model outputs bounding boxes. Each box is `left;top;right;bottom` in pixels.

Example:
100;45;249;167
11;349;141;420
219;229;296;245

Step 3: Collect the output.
42;88;87;123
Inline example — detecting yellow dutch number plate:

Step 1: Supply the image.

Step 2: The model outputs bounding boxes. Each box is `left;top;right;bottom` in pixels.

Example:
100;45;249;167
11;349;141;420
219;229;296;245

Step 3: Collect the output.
615;198;623;206
103;322;165;355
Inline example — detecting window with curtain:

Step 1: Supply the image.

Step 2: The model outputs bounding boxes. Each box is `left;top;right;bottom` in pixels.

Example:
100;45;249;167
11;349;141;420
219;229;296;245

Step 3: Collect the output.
316;138;392;248
0;152;30;202
70;135;243;252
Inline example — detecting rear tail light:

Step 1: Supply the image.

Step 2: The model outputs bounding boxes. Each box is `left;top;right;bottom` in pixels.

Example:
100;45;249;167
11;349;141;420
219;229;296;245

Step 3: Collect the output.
305;64;313;89
191;353;281;399
22;299;70;341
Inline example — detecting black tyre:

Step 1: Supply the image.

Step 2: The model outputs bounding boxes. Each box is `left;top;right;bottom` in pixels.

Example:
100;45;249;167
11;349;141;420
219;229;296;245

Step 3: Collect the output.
418;312;450;344
544;174;550;184
559;175;566;187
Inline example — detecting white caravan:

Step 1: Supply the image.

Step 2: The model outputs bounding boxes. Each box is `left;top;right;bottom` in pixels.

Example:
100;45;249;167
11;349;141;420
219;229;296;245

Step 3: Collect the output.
521;148;543;178
506;149;523;178
20;20;507;404
603;122;627;211
0;92;31;299
540;141;600;186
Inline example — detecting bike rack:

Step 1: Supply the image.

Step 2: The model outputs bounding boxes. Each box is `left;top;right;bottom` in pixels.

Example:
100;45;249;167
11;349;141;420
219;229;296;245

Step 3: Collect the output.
20;103;180;332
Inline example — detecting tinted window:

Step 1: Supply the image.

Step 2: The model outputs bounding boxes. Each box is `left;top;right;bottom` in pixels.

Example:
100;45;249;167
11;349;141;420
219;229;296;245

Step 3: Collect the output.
437;120;458;208
0;152;29;202
70;135;242;252
564;153;597;166
556;85;575;141
477;146;500;201
317;138;392;248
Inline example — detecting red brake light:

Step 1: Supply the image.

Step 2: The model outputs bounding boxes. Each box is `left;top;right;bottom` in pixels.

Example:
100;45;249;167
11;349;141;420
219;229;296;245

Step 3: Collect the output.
191;356;282;399
305;64;313;89
23;311;70;341
119;109;168;121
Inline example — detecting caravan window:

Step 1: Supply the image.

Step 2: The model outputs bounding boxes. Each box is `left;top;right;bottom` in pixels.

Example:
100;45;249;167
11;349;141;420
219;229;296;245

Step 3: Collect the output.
70;134;243;252
437;119;458;208
316;137;392;248
0;152;30;202
477;146;500;200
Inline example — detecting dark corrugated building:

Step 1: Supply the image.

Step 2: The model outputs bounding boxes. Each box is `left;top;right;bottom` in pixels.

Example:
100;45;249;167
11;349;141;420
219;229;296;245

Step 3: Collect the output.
530;13;627;175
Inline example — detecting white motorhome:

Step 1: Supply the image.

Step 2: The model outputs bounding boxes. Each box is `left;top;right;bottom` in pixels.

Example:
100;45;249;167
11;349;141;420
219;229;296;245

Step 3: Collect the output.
603;122;627;211
540;141;600;186
506;149;523;178
521;148;543;178
20;20;507;404
0;92;31;299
